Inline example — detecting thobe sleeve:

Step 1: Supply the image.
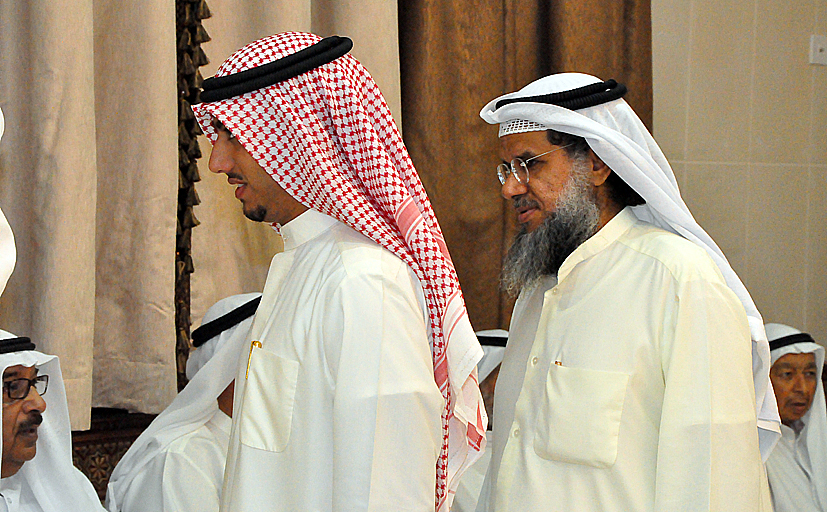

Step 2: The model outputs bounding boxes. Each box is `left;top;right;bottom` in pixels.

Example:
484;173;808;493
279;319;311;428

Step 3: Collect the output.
119;449;221;512
654;278;772;511
323;256;444;512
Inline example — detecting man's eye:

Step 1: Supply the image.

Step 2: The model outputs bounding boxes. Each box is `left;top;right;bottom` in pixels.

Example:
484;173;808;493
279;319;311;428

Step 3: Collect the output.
5;380;24;394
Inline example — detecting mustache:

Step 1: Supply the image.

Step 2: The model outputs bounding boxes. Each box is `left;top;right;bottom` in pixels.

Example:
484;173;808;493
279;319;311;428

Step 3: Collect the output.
19;412;43;431
512;197;539;211
226;172;244;181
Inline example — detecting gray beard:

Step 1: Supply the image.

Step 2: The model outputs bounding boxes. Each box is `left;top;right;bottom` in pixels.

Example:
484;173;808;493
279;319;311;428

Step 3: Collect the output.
500;163;601;297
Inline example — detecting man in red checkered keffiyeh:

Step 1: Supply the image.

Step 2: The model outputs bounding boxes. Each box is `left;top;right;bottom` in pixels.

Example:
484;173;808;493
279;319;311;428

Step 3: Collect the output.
192;32;486;511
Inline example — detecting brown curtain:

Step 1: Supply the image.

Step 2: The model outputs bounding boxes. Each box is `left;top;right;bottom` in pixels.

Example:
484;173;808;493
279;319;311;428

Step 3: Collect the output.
398;0;652;331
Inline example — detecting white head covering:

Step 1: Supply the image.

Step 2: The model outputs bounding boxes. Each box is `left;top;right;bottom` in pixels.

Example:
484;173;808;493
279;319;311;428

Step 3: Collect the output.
185;294;261;380
105;293;261;512
0;331;105;511
0;106;15;297
475;329;507;382
481;73;780;458
765;323;827;510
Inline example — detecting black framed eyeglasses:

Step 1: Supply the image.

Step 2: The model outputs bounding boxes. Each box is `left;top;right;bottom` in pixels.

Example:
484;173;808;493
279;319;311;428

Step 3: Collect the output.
496;144;574;185
3;375;48;401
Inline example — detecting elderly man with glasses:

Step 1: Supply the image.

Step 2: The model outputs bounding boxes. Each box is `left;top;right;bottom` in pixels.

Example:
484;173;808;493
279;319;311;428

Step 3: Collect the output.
0;332;105;512
0;110;103;512
475;74;776;512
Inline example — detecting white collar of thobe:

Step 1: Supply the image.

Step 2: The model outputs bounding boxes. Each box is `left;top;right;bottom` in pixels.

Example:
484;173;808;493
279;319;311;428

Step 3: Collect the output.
279;208;339;251
0;472;22;499
211;408;233;436
780;421;803;439
556;206;637;284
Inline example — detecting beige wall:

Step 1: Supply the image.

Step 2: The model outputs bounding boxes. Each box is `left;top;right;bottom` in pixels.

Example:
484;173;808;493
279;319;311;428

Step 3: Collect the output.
652;0;827;344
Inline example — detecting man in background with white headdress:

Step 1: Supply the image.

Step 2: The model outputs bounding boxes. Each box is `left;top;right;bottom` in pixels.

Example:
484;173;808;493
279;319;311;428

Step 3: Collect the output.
453;330;506;512
0;331;106;512
764;323;827;512
0;109;105;511
476;74;777;511
191;32;485;512
106;293;261;512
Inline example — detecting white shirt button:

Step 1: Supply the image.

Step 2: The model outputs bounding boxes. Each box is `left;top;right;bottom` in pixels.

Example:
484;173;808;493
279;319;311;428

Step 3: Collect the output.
531;357;539;366
512;428;520;438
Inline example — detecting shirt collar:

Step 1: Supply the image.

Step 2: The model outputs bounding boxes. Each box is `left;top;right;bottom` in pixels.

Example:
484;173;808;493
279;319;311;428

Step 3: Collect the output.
279;208;339;251
557;207;637;283
211;407;233;435
0;471;22;496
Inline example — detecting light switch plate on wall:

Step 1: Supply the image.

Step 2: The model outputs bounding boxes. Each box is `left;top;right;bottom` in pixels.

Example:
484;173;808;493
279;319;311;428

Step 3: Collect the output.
811;35;827;65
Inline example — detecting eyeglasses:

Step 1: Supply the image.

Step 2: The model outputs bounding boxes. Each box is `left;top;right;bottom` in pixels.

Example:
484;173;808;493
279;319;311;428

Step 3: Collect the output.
3;375;48;401
496;144;574;185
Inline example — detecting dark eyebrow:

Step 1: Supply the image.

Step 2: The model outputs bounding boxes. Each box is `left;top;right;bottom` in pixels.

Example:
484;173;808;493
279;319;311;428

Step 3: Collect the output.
502;151;540;165
518;150;544;161
3;366;38;380
210;119;230;133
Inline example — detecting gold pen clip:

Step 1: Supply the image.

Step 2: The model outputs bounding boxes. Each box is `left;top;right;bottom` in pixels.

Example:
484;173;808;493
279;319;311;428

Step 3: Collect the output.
246;340;262;379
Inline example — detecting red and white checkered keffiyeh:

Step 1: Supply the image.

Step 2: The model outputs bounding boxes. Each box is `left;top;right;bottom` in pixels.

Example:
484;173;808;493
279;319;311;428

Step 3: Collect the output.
192;32;486;510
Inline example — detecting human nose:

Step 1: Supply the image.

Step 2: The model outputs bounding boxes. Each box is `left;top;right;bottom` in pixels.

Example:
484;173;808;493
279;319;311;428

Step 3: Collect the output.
501;170;528;200
22;386;46;413
208;138;233;175
790;373;806;393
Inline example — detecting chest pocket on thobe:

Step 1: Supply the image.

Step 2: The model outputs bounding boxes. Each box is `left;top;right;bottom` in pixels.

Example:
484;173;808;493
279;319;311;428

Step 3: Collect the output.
533;364;630;468
239;347;300;452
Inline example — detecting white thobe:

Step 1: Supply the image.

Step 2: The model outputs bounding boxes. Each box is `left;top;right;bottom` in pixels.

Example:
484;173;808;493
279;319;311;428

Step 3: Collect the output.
0;474;38;512
221;209;444;512
478;208;771;512
118;408;231;512
766;423;825;512
452;443;491;512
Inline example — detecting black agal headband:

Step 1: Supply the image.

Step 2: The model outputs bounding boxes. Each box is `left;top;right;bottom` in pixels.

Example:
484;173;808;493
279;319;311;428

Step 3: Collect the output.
0;336;36;354
495;79;627;111
769;332;816;352
191;296;261;347
476;335;508;347
198;35;353;103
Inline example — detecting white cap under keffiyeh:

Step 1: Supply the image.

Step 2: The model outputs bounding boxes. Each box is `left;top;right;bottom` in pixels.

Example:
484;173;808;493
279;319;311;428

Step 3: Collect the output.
765;323;827;510
106;293;261;512
192;32;486;510
480;72;780;459
0;331;105;511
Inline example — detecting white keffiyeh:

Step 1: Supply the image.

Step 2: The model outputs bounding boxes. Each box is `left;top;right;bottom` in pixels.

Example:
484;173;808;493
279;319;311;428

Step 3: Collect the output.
105;293;260;512
480;72;780;459
0;332;105;512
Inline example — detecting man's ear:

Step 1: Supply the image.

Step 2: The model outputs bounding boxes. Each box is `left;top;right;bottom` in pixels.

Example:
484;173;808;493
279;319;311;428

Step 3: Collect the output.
588;149;611;187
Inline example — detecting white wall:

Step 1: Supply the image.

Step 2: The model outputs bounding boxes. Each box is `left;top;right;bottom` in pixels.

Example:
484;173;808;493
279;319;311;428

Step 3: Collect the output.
653;0;827;343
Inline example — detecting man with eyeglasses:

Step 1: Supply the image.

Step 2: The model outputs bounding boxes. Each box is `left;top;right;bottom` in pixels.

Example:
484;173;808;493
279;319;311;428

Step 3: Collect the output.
474;73;776;511
0;107;104;512
0;331;105;512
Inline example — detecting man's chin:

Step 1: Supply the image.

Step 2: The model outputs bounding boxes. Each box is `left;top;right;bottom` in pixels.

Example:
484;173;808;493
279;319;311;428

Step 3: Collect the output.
243;206;268;223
